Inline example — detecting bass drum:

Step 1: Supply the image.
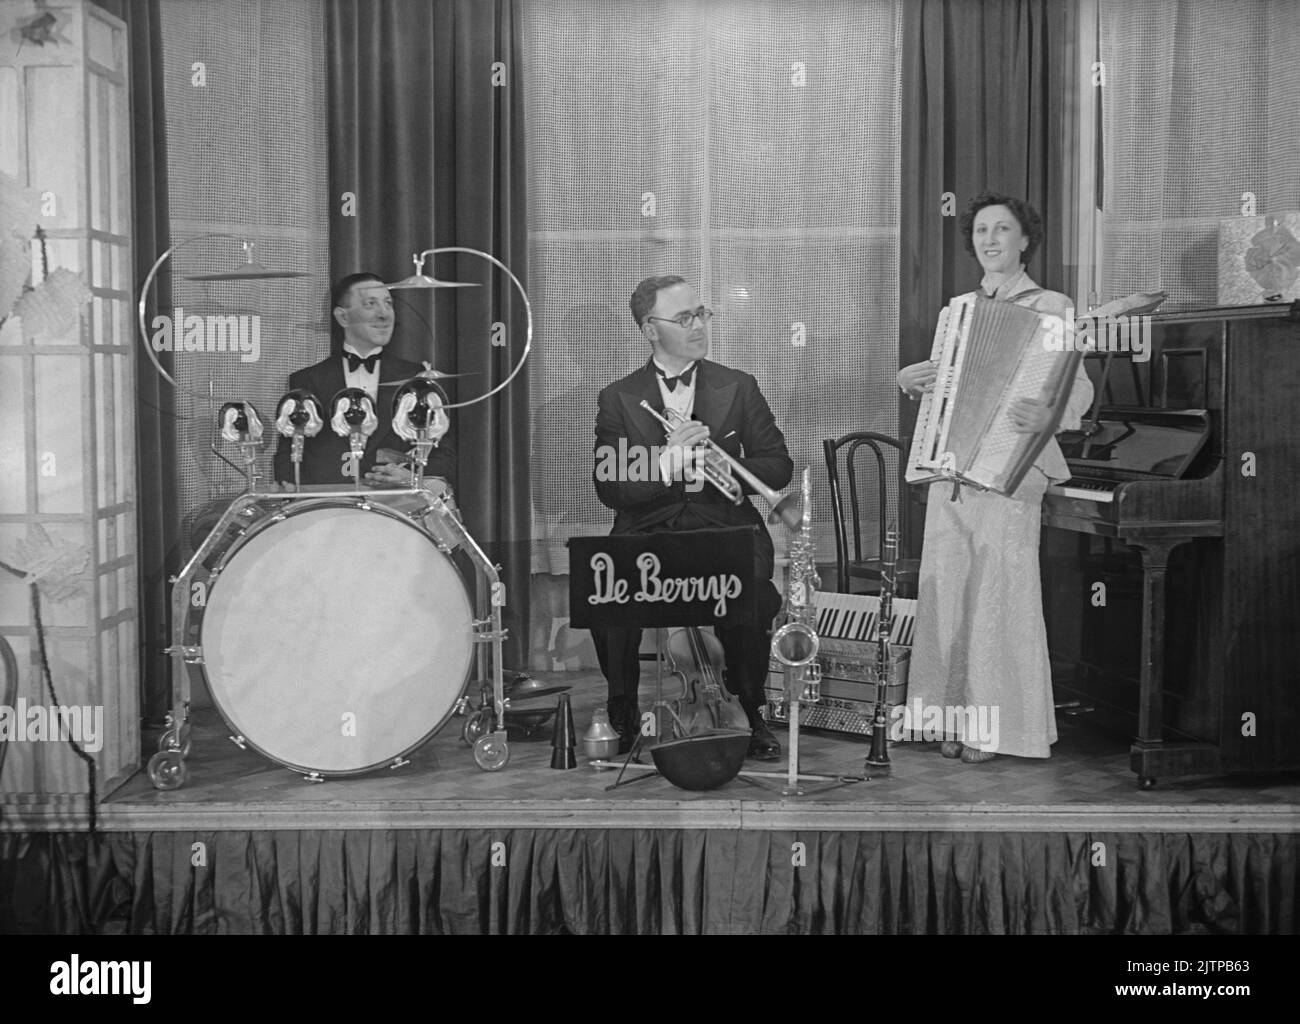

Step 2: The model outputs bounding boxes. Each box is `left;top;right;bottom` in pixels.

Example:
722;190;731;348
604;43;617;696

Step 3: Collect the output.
197;500;474;776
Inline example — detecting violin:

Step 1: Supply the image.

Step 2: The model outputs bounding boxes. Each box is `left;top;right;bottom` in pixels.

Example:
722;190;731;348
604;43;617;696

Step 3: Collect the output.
668;626;751;734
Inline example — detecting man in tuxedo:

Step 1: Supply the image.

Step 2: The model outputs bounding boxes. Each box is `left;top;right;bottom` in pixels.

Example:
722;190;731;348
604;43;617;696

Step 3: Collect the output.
592;274;792;759
273;272;455;487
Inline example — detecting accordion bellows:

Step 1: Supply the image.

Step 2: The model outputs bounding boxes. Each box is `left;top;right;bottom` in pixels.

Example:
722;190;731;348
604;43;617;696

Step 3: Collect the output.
906;293;1081;496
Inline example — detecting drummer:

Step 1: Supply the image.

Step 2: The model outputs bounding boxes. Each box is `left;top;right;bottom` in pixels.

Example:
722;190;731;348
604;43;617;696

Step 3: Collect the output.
273;271;456;488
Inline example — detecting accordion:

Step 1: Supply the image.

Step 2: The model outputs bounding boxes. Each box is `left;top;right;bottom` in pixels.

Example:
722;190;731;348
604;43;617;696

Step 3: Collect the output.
764;591;917;735
906;293;1082;496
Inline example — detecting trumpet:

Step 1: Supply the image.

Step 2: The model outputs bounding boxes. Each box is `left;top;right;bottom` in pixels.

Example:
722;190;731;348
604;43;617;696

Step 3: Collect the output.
639;399;801;530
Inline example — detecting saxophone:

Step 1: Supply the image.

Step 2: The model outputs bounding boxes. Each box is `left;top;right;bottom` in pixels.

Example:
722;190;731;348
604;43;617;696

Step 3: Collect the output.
770;468;822;708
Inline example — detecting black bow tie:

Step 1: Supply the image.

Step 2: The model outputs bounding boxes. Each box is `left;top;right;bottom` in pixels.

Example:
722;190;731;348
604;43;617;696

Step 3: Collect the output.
344;351;381;373
655;363;696;392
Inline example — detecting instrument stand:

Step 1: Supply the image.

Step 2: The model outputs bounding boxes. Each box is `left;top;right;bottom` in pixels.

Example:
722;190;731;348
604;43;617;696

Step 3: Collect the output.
738;670;857;800
739;679;863;795
597;627;688;790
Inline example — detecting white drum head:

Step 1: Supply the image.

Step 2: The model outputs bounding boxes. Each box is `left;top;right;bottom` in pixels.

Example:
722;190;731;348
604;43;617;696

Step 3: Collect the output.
200;503;473;774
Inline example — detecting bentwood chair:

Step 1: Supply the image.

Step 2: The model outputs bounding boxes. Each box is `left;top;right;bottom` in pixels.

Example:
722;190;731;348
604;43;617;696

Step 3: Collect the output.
0;632;16;781
822;431;921;597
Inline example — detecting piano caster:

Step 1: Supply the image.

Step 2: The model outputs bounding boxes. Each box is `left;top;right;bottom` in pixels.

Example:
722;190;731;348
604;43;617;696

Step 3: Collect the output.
1138;775;1157;791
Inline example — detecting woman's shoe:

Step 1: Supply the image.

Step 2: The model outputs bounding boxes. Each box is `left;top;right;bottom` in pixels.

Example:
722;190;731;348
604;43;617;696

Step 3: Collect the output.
940;740;964;758
960;747;996;764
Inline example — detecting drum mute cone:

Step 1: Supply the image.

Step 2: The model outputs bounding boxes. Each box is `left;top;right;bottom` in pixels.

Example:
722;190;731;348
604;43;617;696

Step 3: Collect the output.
550;693;577;769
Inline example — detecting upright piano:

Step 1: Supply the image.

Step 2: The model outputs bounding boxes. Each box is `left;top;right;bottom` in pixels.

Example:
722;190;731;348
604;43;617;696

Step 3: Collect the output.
1041;304;1300;786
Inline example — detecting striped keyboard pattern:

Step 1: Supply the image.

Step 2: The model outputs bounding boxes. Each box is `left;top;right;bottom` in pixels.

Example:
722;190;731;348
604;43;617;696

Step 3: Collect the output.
765;591;916;735
811;591;918;647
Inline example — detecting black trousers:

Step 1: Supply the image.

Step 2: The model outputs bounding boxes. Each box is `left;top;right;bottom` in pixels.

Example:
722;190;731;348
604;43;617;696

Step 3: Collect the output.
592;506;780;712
591;581;781;713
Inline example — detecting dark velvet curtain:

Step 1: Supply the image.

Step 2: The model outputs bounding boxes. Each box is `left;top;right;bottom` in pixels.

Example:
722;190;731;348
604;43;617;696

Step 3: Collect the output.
326;0;529;666
896;0;1074;545
3;828;1293;935
93;0;177;728
898;0;1075;403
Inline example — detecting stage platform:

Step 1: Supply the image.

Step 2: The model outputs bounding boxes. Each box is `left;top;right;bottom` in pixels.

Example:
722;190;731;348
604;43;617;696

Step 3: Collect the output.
9;669;1298;834
2;671;1297;934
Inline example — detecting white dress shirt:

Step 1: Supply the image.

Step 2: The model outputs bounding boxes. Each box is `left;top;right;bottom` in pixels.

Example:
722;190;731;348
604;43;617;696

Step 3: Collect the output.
654;359;698;485
343;346;381;401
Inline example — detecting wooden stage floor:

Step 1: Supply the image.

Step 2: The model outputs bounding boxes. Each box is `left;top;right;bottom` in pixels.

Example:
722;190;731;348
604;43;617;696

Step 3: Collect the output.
8;671;1298;834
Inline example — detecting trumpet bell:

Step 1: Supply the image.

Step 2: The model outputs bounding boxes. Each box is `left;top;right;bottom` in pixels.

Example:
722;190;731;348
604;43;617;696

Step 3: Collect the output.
768;491;803;531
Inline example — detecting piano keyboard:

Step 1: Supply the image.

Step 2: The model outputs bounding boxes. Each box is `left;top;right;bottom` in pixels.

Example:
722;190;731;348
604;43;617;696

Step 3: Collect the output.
1047;478;1116;503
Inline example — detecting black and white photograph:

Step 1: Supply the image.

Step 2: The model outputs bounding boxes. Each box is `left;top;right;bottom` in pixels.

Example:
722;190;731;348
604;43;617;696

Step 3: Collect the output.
0;0;1296;970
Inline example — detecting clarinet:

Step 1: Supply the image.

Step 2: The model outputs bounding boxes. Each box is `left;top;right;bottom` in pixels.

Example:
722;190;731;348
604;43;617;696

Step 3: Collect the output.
864;524;898;769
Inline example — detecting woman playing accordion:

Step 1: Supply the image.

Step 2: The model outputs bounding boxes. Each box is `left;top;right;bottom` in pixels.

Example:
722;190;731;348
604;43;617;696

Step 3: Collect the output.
896;192;1093;763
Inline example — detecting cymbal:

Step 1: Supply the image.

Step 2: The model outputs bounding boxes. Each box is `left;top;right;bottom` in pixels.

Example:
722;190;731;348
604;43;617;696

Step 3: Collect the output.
507;675;572;702
186;261;309;281
379;371;479;387
386;273;481;290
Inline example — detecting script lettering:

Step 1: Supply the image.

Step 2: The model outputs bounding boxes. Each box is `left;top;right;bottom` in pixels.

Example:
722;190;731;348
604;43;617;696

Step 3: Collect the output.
588;553;629;606
634;553;742;617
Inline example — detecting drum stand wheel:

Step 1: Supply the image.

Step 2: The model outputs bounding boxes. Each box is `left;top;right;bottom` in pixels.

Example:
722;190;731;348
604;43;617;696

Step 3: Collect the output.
473;732;510;771
462;708;494;746
147;749;189;790
156;722;193;759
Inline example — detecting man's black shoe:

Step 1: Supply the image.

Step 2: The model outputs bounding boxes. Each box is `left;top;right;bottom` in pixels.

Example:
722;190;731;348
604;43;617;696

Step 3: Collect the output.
747;718;781;761
608;697;641;755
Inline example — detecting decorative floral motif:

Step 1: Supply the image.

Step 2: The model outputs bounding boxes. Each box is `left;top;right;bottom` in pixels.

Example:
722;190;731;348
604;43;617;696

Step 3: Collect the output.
11;9;71;50
1244;216;1300;296
12;268;90;341
10;524;90;603
0;170;41;315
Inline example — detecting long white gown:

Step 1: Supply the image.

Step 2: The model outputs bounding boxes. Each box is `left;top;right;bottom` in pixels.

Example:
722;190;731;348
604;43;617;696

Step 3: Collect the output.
902;270;1093;758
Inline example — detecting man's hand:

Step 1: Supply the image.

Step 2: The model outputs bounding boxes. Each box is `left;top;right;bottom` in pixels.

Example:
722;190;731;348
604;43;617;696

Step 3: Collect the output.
364;463;417;488
660;420;711;482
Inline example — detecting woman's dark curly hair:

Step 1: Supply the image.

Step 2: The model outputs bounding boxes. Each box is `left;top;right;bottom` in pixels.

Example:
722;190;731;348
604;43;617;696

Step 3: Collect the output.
959;191;1042;268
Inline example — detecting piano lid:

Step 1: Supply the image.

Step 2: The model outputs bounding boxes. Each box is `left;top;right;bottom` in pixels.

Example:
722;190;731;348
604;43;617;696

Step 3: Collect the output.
1058;406;1211;481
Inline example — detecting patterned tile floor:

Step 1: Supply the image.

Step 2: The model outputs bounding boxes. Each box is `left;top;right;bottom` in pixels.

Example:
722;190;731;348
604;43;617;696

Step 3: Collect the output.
38;670;1293;833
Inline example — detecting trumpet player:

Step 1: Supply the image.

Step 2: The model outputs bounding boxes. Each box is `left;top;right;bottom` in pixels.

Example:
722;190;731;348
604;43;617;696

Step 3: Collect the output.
591;275;793;759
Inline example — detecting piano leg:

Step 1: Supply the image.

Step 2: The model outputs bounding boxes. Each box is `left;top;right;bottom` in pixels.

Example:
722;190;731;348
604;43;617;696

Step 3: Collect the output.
1128;538;1221;788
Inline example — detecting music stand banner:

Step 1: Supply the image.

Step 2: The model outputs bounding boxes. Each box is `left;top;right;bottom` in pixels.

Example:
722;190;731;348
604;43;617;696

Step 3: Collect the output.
567;527;757;629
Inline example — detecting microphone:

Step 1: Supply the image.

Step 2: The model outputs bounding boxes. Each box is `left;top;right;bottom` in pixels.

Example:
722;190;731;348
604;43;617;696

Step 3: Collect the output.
329;387;378;486
275;389;324;439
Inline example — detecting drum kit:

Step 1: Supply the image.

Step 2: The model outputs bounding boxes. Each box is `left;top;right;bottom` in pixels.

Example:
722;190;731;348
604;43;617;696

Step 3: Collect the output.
142;242;539;789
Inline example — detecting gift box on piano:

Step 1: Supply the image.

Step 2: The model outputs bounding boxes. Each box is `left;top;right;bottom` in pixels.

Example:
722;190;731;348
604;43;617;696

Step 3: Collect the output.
764;591;916;736
1218;212;1300;305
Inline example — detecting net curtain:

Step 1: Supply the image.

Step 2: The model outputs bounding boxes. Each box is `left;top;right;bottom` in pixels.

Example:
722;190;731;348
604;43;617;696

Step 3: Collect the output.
1098;0;1300;309
521;1;904;674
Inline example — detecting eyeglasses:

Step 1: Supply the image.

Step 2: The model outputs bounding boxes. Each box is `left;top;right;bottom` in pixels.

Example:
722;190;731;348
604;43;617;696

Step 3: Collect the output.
646;307;713;329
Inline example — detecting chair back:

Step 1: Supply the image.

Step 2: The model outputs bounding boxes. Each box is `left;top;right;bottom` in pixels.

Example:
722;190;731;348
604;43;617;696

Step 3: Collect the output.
822;431;912;591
